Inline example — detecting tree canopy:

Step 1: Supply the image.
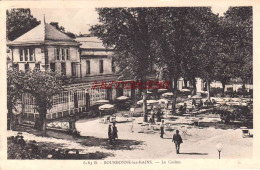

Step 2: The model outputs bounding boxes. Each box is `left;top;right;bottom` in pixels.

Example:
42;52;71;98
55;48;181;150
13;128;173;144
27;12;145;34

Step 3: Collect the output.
6;9;40;41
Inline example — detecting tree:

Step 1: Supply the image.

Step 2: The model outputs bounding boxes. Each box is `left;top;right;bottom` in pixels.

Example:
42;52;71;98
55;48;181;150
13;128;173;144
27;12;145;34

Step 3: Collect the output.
6;9;40;41
222;7;252;95
91;8;156;122
7;68;26;130
151;7;219;111
195;9;221;99
24;69;63;136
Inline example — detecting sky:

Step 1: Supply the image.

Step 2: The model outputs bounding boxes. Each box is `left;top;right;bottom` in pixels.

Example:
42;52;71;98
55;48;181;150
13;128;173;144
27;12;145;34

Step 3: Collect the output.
31;6;229;35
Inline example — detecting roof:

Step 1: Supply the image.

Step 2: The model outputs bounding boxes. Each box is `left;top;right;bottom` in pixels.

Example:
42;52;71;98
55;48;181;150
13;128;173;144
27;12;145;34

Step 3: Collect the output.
75;36;112;50
8;21;79;46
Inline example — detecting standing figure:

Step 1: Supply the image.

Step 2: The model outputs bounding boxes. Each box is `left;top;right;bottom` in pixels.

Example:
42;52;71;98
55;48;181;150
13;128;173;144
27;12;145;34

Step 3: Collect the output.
112;122;118;142
157;109;161;122
160;120;165;138
172;130;183;154
192;99;196;110
130;121;134;132
108;124;112;144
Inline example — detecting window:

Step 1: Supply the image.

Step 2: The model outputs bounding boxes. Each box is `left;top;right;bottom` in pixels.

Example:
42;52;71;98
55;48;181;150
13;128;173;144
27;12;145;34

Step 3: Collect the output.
19;49;23;61
71;63;76;77
50;63;55;72
61;63;66;75
55;48;60;60
112;60;116;73
99;60;104;73
66;49;70;60
62;49;65;60
24;49;28;61
86;60;90;74
25;63;29;71
35;63;40;70
29;49;34;61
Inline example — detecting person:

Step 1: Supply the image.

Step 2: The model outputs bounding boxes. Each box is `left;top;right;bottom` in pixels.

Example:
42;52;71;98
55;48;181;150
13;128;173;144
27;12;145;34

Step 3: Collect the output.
151;111;155;123
129;120;134;133
112;122;118;142
172;130;183;154
108;124;112;144
198;99;203;109
192;99;196;110
157;108;161;122
160;120;165;138
192;99;196;107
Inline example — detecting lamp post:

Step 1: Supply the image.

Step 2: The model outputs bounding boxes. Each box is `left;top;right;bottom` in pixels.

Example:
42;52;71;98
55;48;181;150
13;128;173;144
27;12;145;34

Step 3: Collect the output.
216;143;223;159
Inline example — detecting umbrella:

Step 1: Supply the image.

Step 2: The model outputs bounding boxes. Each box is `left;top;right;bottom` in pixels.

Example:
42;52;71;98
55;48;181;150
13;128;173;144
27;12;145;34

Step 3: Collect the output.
158;89;167;92
137;100;143;105
191;95;202;99
95;100;109;105
162;92;174;97
99;104;114;110
137;100;158;105
117;96;129;100
181;89;191;92
158;99;169;104
147;100;159;104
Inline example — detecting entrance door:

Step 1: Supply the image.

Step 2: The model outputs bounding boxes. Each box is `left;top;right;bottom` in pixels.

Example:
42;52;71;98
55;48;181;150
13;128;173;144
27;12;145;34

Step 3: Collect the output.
116;87;123;97
131;88;136;100
106;88;112;101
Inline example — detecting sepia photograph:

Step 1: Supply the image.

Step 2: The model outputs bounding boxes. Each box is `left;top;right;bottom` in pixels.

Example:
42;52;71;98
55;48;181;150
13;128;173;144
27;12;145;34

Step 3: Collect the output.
5;5;253;161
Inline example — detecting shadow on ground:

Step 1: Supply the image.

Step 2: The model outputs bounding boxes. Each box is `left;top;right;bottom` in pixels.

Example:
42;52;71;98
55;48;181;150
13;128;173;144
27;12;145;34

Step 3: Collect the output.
8;137;114;159
13;125;145;151
179;152;208;155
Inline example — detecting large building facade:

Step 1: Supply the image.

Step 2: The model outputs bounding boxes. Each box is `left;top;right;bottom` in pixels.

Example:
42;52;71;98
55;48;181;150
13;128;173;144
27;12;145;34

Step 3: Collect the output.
8;20;81;78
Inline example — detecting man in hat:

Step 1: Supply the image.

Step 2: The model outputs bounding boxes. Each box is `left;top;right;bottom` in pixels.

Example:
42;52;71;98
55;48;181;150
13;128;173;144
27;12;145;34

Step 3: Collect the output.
172;130;183;154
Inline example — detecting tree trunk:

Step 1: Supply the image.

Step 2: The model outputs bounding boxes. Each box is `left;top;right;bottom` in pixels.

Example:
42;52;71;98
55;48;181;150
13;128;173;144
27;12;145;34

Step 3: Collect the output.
40;107;47;136
207;80;211;100
192;78;197;95
242;82;246;97
221;81;226;96
143;89;148;122
171;78;178;114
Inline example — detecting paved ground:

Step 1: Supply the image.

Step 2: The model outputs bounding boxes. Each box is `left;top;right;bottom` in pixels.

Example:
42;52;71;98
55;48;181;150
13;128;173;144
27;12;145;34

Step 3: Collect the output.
75;112;253;159
8;110;253;159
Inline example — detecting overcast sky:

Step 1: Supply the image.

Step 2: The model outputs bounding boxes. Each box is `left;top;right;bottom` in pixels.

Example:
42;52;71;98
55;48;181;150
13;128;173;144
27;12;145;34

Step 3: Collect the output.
31;6;229;35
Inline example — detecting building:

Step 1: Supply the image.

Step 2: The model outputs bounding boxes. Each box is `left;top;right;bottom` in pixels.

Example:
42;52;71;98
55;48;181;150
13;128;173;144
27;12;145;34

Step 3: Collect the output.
76;36;116;77
7;19;81;78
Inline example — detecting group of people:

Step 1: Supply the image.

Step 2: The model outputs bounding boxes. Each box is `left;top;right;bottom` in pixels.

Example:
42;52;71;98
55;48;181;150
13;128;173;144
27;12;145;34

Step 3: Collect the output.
108;122;118;144
148;108;162;124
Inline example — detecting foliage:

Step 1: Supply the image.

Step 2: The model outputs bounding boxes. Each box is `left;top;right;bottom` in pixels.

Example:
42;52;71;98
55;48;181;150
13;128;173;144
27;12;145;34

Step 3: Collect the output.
8;67;63;134
6;9;40;41
7;68;26;108
90;8;154;80
24;69;63;111
222;7;253;85
7;68;26;129
91;8;157;121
